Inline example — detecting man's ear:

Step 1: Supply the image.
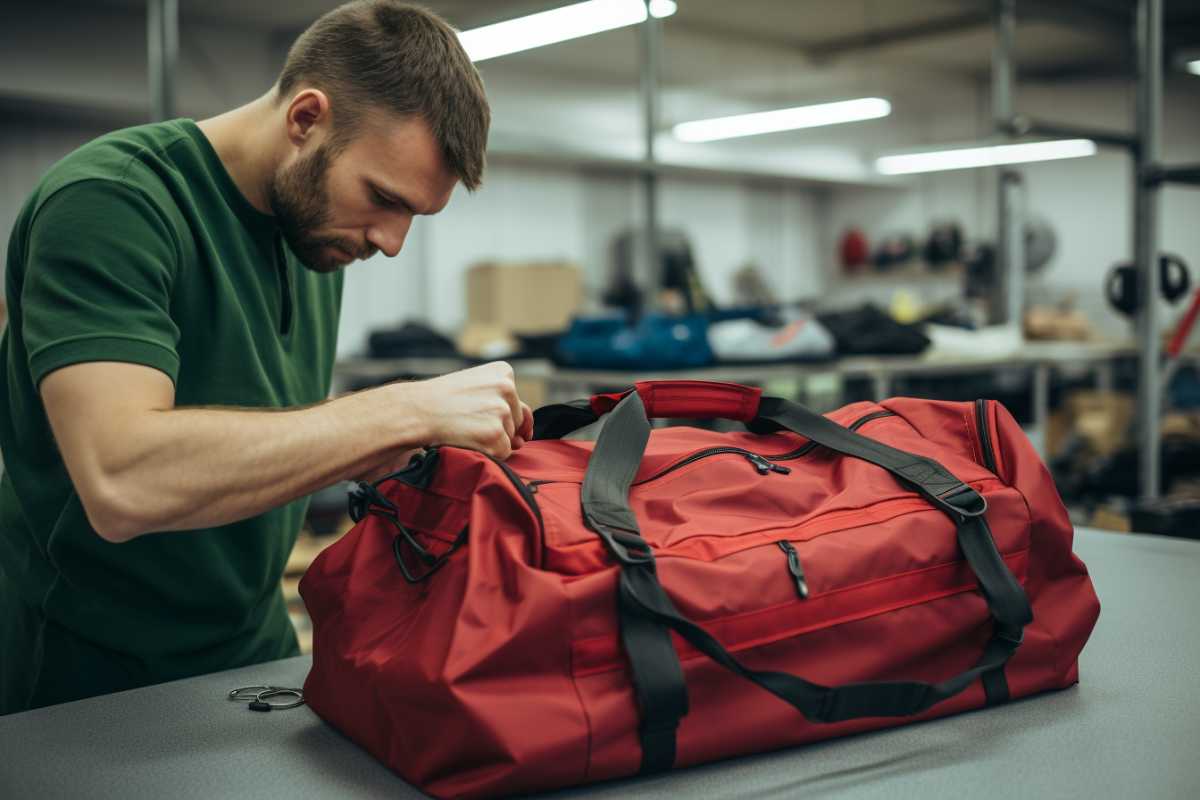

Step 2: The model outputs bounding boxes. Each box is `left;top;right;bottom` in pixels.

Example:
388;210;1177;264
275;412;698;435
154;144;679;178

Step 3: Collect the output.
284;88;332;147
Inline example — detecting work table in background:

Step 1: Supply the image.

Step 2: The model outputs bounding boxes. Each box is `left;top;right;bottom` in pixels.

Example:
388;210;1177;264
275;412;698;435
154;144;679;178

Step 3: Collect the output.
2;527;1197;799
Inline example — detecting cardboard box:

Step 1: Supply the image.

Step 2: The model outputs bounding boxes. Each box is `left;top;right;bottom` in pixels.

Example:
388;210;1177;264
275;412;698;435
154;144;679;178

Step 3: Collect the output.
1046;390;1134;459
466;262;582;335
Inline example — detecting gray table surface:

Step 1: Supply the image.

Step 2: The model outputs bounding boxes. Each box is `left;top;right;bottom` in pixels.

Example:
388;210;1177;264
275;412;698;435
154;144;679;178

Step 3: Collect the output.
2;527;1198;799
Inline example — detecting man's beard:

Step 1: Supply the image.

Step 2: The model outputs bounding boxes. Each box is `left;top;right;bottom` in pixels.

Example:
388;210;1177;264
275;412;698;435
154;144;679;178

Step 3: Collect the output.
266;143;367;273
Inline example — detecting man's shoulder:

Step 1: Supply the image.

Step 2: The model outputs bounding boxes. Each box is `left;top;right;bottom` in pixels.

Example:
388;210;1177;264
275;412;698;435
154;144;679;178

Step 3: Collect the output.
31;120;196;215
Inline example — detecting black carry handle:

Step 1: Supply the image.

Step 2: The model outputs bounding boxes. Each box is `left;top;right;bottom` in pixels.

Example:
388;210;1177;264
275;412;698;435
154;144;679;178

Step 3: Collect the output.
580;389;1032;774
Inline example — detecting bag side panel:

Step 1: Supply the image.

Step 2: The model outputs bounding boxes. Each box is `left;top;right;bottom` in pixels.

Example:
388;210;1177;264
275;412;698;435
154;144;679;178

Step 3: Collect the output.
301;450;591;800
990;401;1101;688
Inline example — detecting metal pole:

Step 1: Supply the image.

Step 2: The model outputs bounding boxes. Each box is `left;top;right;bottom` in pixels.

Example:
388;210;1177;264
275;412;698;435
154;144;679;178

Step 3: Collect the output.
991;0;1014;147
991;0;1024;327
1134;0;1163;500
1001;171;1025;325
1032;362;1050;459
639;2;661;309
147;0;178;121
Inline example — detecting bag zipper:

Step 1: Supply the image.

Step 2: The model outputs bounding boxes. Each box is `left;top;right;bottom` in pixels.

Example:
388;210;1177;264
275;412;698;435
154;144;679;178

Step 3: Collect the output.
492;456;545;539
527;409;896;492
636;448;793;483
632;409;896;485
776;540;809;599
974;399;999;474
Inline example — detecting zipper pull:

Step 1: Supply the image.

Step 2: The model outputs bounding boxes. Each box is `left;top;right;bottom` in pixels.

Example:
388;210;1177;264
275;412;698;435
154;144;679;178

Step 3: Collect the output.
746;454;792;475
776;541;809;599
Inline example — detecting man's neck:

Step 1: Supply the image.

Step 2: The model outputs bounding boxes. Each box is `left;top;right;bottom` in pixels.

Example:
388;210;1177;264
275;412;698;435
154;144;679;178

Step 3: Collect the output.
195;93;280;215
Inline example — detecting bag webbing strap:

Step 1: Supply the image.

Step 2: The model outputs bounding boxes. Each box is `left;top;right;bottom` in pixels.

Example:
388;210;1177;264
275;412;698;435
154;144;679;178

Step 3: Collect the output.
582;393;688;773
580;391;1031;773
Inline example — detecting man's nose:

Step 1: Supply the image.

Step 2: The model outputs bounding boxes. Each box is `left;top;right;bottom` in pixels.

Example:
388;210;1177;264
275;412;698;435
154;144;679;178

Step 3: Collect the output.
366;217;411;258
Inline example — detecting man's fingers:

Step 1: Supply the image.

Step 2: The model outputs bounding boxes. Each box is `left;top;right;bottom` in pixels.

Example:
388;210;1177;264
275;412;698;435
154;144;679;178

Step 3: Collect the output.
518;403;533;441
500;402;516;441
503;389;523;442
491;434;513;461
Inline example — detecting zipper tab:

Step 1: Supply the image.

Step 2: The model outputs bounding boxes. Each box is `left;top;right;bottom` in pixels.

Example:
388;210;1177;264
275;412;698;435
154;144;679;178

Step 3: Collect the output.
776;541;809;599
747;454;792;475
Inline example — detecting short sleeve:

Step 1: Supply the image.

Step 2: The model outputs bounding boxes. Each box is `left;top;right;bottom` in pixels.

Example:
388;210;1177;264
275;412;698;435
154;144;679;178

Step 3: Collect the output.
23;179;182;386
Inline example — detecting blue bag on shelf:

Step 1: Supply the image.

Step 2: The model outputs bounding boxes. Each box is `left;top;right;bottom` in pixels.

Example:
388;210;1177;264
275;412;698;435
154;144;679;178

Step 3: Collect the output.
555;312;714;370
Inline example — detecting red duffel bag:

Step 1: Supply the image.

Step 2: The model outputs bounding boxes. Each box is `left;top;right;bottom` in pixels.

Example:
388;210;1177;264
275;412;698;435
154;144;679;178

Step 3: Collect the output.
300;381;1100;799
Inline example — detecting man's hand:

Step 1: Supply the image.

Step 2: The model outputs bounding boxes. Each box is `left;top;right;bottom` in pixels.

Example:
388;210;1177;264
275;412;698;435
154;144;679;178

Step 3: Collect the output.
402;362;533;460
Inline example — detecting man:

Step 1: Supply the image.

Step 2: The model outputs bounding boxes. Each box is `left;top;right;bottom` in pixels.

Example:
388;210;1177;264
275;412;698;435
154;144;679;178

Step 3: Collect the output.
0;1;530;714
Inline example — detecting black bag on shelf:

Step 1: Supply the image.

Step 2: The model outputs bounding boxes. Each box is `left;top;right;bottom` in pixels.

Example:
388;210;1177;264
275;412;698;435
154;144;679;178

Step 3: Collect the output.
816;304;931;356
367;322;461;360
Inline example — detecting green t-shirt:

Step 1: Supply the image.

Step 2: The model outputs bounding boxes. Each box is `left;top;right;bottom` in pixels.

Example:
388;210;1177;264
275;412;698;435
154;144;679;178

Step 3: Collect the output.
0;120;344;702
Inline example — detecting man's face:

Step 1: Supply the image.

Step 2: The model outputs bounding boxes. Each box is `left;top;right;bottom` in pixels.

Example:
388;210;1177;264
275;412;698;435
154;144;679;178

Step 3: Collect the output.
268;113;459;273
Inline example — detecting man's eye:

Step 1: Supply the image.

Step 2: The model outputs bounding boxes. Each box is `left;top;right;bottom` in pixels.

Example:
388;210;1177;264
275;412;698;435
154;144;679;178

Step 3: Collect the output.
372;189;394;207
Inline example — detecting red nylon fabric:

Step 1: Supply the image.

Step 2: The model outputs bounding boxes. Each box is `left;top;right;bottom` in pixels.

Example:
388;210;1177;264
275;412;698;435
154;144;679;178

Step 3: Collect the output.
300;396;1099;799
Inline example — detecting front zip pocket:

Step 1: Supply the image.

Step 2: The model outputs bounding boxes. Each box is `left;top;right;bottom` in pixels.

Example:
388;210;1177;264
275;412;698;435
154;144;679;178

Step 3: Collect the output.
777;541;809;599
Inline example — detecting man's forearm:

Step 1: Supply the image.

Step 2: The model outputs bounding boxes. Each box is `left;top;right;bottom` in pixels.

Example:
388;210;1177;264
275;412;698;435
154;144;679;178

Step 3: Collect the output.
93;383;422;541
43;360;525;542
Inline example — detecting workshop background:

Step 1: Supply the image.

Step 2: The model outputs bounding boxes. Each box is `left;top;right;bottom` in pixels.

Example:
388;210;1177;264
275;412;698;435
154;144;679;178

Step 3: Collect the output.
2;0;1199;653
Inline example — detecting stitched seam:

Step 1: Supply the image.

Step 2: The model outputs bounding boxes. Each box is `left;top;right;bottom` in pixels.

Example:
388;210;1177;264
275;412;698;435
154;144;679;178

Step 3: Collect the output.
541;481;1009;559
562;578;595;782
572;548;1030;677
964;408;981;466
28;334;180;366
573;545;1032;652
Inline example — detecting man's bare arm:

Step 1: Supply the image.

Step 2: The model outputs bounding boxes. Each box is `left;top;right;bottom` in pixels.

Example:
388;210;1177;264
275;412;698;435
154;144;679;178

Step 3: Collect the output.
41;360;530;543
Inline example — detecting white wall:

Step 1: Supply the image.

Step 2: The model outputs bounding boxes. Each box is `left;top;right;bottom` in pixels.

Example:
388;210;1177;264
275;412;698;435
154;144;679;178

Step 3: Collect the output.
336;165;826;355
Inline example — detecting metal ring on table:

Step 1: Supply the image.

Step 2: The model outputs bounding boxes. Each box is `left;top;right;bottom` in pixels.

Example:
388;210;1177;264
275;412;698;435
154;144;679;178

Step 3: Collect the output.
254;688;305;710
227;685;306;711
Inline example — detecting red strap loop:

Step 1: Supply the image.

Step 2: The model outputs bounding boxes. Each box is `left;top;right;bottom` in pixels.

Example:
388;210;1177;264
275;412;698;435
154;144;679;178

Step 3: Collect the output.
589;381;763;422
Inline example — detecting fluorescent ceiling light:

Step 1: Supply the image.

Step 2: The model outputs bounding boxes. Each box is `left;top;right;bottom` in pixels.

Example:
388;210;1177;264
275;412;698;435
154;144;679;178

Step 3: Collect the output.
672;98;892;143
460;0;676;63
1187;59;1200;75
875;139;1098;175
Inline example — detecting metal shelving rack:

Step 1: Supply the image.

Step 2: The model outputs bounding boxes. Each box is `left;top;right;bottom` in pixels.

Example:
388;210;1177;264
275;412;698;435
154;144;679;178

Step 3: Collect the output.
145;0;1198;498
638;2;663;302
147;0;177;122
991;0;1199;501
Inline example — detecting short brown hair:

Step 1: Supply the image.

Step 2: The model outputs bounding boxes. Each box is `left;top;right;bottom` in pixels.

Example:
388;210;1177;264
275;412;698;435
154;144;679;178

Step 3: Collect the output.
277;1;490;190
